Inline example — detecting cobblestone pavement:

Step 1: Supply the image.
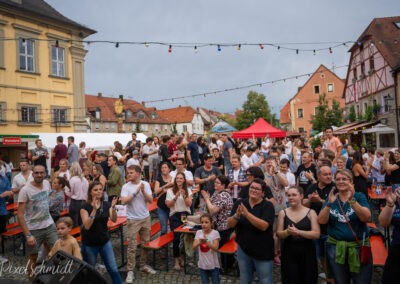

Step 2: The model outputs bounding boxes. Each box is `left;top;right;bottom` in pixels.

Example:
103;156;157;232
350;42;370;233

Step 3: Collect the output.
0;210;385;283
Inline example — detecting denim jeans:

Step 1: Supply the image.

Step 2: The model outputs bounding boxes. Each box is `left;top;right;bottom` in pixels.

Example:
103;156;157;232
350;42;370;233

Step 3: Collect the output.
326;242;372;284
157;207;169;235
314;233;328;261
199;268;220;284
169;212;185;257
237;244;273;284
224;159;232;176
81;241;122;284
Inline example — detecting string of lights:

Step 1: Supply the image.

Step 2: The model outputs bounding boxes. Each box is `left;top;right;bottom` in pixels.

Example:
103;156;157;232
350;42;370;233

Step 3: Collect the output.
2;64;350;114
2;37;399;54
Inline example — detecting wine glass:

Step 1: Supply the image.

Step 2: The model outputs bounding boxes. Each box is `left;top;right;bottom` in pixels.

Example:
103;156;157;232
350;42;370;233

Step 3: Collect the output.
181;214;187;224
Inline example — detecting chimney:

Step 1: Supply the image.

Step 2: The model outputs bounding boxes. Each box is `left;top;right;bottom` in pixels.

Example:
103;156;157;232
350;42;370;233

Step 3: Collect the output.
97;92;102;97
179;105;181;107
298;87;302;92
141;101;145;107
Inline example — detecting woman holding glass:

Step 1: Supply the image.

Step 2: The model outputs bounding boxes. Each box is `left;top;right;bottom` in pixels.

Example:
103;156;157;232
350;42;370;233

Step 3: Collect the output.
165;172;193;270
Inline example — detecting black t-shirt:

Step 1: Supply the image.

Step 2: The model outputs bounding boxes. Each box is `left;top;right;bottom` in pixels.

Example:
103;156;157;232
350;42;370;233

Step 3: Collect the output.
230;198;275;260
158;144;170;163
31;147;47;169
212;156;224;171
194;166;221;194
390;161;400;184
156;175;170;211
295;163;317;192
305;182;335;234
81;201;111;246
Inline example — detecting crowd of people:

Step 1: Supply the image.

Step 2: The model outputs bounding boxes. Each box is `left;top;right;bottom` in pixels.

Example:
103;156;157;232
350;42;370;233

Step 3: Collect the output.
0;128;399;283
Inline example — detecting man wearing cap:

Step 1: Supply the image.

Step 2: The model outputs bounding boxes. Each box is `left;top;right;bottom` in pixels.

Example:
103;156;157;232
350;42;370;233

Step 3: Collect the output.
127;150;141;168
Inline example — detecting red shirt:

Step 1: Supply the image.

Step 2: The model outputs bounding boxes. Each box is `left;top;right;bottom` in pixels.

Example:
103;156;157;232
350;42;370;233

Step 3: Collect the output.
54;144;68;167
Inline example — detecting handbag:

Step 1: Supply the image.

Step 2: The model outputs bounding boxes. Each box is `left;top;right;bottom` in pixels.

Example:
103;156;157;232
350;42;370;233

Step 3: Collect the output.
337;198;371;265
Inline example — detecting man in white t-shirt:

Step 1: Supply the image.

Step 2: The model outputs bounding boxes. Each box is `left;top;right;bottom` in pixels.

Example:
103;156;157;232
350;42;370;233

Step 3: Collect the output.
279;158;296;191
17;165;57;281
126;150;141;168
12;160;33;204
121;165;155;283
170;158;194;188
241;147;254;170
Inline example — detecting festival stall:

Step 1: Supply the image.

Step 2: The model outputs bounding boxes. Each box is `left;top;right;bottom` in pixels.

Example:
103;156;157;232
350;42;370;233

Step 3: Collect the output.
232;118;286;138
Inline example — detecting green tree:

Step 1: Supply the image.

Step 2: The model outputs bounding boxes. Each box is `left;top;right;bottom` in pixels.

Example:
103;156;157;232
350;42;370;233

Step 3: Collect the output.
310;94;344;133
235;91;278;130
349;105;356;122
364;105;374;122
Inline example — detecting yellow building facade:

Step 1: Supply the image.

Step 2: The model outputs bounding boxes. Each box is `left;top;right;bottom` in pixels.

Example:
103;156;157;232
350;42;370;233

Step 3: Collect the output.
0;0;95;134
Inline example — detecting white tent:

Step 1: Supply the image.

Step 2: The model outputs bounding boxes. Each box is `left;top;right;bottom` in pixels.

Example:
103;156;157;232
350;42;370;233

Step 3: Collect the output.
29;132;147;151
362;123;394;134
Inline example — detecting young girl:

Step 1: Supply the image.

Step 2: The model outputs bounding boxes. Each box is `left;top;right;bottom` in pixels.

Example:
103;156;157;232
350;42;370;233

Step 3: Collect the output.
49;177;68;222
48;217;82;260
193;214;221;284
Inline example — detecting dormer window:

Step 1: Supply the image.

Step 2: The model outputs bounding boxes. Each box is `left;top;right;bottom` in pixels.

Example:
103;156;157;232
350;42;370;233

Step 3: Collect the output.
395;22;400;29
151;112;157;119
137;111;145;119
95;107;101;120
126;110;132;118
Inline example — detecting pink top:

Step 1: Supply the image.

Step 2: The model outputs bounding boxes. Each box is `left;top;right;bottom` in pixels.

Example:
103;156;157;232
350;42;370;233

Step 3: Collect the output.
65;176;89;201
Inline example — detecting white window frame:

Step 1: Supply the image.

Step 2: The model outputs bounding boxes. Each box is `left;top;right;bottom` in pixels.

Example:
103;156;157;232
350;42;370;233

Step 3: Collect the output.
327;83;334;92
19;38;35;72
51;107;69;124
297;108;304;118
19;103;40;124
51;46;65;77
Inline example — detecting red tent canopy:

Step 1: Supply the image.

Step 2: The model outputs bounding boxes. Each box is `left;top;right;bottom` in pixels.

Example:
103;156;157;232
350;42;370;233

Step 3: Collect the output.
232;118;286;138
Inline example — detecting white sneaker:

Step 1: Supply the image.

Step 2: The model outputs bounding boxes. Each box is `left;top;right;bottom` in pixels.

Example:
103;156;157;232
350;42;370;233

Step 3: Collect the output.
0;255;8;265
126;271;134;283
140;264;156;275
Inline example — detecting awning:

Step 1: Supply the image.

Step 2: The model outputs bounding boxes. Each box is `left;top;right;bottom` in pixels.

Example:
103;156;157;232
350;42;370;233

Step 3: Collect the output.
362;123;395;134
333;121;365;135
335;121;378;135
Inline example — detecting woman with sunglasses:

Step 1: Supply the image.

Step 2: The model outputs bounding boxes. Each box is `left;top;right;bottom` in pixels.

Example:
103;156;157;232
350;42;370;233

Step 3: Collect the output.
379;186;400;283
318;169;372;284
227;178;275;284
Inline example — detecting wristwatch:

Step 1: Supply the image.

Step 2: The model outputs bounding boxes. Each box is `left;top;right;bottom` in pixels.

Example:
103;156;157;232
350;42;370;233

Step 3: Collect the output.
26;233;33;238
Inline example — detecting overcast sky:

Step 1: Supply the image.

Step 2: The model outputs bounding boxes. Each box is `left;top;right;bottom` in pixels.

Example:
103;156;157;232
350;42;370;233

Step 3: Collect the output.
47;0;400;116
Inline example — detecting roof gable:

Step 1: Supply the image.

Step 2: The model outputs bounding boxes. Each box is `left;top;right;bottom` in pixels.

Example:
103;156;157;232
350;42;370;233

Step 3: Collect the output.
0;0;96;35
349;16;400;69
85;94;169;124
157;106;196;123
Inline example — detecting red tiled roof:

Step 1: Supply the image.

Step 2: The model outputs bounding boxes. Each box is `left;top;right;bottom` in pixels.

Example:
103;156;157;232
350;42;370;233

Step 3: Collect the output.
85;94;169;124
350;16;400;69
156;106;197;123
280;101;291;124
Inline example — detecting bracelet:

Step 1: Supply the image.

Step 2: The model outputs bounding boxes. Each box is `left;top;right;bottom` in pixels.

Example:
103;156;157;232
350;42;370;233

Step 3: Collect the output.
348;198;356;205
387;203;395;208
326;202;333;208
89;215;95;219
233;215;240;221
25;233;33;238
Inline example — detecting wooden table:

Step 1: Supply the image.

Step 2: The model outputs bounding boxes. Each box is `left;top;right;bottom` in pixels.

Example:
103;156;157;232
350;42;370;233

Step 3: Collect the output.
147;199;158;212
174;224;199;274
6;203;18;211
368;188;386;200
108;216;127;267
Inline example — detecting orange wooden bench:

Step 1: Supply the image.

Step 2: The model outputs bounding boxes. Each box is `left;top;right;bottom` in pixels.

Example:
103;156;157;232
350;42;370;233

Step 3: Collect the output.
370;235;387;266
367;222;377;229
69;226;81;236
1;226;25;255
218;235;237;254
6;222;20;230
60;209;69;217
123;221;161;246
143;231;174;271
